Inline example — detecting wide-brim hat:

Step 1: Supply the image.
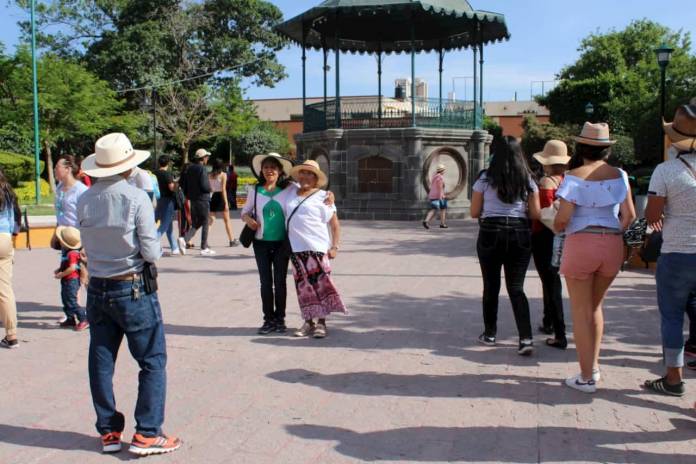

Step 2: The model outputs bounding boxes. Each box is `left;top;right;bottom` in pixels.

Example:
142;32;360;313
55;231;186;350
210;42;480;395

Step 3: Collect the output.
290;159;328;188
664;104;696;152
55;226;81;250
533;139;571;165
194;148;211;159
572;122;616;147
251;152;294;178
82;133;150;177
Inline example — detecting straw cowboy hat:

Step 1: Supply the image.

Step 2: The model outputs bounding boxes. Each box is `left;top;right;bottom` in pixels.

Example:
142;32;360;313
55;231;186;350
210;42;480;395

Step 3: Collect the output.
533;140;571;165
436;164;446;173
55;226;82;250
193;148;211;159
290;159;328;188
573;122;616;147
251;152;294;178
81;133;150;177
664;104;696;152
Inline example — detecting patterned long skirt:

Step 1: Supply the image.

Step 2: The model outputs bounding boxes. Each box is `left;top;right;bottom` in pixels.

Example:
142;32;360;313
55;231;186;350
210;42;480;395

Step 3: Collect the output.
290;251;346;320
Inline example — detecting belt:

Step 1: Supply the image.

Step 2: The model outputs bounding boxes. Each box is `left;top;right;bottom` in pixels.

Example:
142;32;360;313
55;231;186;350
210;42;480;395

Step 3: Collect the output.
93;273;141;281
576;226;622;236
480;216;529;226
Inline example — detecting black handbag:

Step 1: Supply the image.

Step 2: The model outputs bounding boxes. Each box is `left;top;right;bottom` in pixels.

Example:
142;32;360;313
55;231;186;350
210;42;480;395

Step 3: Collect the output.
239;186;257;248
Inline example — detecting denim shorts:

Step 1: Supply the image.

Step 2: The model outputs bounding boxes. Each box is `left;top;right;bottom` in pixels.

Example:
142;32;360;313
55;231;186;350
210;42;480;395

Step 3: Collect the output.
429;199;448;210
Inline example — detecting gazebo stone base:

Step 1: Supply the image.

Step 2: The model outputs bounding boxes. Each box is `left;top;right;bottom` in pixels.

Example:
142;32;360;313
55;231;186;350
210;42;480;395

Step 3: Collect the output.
295;127;493;220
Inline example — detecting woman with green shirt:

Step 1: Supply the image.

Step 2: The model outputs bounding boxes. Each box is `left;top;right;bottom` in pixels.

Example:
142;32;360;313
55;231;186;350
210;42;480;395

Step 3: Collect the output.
241;153;296;334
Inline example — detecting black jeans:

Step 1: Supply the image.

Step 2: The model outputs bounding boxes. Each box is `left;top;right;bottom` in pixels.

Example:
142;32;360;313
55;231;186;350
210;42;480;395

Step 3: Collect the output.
184;199;210;249
531;228;566;340
253;240;290;323
477;219;533;340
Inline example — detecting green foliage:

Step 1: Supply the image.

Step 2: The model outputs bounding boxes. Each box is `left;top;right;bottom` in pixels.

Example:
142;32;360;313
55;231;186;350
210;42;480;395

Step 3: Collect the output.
0;151;45;186
15;178;51;205
231;122;291;166
483;116;503;142
608;134;637;168
237;175;258;187
539;20;696;166
520;116;578;160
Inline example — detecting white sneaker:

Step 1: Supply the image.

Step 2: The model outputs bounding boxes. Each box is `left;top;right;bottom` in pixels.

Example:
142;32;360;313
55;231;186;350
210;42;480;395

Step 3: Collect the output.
565;374;597;393
57;315;68;324
200;248;217;256
592;368;601;382
177;237;187;255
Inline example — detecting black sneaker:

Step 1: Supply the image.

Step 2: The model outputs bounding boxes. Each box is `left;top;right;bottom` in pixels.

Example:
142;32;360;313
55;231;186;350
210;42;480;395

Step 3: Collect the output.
643;377;685;397
422;221;430;230
517;339;534;356
0;337;18;349
59;317;77;328
684;341;696;358
229;239;239;247
275;319;287;333
477;333;496;346
257;321;276;335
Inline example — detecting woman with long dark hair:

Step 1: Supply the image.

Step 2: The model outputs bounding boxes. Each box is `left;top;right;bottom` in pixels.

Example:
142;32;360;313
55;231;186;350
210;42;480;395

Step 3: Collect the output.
208;158;237;246
470;136;541;355
0;170;20;348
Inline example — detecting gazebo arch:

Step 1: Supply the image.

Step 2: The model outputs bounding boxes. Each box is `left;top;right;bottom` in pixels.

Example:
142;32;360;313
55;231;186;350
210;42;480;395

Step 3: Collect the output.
275;0;509;219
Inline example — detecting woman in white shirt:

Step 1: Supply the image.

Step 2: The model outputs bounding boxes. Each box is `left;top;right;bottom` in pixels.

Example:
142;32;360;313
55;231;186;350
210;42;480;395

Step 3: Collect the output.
554;122;635;393
285;160;345;339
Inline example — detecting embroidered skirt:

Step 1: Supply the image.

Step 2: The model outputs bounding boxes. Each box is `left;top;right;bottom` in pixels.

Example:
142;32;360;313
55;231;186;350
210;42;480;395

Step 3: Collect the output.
290;251;346;320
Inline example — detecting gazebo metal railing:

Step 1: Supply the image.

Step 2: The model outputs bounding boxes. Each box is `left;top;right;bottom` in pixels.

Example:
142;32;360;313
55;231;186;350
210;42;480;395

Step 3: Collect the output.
304;97;482;132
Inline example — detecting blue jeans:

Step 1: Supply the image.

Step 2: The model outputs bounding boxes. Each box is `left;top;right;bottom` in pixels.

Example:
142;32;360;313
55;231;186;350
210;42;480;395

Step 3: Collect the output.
86;277;167;436
61;278;85;321
656;253;696;368
156;197;178;251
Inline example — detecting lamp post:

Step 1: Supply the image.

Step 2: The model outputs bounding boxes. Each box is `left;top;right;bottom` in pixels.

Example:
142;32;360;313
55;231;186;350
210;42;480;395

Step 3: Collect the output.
655;43;674;123
30;0;41;204
585;102;594;122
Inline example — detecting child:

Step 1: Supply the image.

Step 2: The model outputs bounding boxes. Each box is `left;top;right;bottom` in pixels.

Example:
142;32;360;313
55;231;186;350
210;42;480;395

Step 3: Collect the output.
53;226;88;331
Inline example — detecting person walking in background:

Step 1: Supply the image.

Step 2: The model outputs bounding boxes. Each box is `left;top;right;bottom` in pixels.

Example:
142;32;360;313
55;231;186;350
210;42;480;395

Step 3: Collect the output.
0;170;20;349
423;164;448;229
209;158;238;247
531;140;570;349
285;160;345;339
226;163;238;211
78;132;181;456
178;148;214;255
154;155;182;256
241;153;295;335
554;122;635;393
470;136;541;356
53;226;88;331
643;104;696;396
53;154;89;238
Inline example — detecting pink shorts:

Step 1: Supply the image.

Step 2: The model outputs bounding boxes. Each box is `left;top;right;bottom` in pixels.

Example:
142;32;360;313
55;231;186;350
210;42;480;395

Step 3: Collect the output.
560;233;624;280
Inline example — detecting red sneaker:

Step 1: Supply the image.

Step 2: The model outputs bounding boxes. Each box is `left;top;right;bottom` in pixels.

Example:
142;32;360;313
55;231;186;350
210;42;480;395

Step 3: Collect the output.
128;433;182;456
101;431;122;453
75;321;89;332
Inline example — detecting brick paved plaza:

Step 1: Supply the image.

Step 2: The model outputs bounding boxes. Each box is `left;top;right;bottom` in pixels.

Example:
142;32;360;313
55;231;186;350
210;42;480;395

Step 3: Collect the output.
2;218;695;463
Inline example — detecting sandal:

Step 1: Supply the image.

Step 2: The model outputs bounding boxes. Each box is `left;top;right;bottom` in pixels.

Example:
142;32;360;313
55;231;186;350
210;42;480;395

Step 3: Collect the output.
545;338;567;350
643;377;685;397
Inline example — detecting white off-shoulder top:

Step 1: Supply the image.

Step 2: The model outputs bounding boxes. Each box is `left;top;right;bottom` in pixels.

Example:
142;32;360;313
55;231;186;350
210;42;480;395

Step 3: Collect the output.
555;169;629;235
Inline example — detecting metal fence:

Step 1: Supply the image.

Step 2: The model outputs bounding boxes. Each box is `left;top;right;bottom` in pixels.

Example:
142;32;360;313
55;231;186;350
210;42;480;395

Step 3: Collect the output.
304;97;481;132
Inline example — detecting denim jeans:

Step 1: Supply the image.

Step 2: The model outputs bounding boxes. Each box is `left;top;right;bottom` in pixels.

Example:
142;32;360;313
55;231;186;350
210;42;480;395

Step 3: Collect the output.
86;277;167;436
477;220;533;340
61;278;86;322
531;228;565;339
156;196;177;251
253;240;289;323
656;253;696;367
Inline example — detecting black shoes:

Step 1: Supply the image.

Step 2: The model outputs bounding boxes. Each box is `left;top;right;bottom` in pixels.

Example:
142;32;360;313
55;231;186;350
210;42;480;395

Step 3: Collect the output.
439;224;449;229
517;339;534;356
477;333;496;346
258;321;276;335
538;324;554;335
59;317;77;328
275;319;287;333
422;221;430;230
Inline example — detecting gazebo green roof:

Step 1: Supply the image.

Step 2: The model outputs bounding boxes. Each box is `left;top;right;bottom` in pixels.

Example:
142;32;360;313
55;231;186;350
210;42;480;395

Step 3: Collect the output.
275;0;510;54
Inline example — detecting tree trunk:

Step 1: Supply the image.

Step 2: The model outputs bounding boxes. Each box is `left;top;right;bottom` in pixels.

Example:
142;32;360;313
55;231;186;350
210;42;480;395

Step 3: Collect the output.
181;142;189;166
45;142;56;195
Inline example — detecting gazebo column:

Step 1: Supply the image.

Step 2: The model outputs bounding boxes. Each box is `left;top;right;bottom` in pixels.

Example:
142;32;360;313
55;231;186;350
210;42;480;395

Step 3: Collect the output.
377;47;382;128
301;43;307;133
472;42;479;129
323;46;328;130
410;21;416;127
438;47;444;117
479;30;484;122
335;13;341;129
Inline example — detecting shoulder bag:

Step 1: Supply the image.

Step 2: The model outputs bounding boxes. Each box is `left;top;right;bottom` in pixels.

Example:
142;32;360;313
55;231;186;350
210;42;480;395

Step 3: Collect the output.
239;186;258;248
282;189;322;257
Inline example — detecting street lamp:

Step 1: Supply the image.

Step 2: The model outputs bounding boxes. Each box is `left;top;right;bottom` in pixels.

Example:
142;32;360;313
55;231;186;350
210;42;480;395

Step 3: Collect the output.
585;102;594;122
655;43;674;121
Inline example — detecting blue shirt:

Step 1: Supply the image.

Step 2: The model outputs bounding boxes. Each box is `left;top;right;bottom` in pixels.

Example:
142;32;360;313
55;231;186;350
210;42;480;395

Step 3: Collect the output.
77;175;161;278
56;181;88;227
0;204;14;235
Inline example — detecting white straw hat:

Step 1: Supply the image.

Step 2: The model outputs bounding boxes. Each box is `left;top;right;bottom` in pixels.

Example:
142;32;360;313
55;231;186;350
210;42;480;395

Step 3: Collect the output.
81;133;150;177
251;152;294;178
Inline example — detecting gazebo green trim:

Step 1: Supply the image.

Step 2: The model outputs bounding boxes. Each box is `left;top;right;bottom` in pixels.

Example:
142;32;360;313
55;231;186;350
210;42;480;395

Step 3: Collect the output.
275;0;510;131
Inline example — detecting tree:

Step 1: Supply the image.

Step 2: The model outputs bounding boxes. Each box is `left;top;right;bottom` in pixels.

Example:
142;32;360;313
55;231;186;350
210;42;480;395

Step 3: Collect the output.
0;47;135;192
231;122;291;166
538;20;696;165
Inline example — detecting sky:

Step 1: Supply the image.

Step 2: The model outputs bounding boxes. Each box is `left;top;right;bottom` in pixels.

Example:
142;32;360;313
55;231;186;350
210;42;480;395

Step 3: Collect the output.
1;0;695;102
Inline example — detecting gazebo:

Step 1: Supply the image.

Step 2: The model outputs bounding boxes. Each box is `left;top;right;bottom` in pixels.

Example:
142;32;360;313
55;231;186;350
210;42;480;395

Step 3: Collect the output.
275;0;509;219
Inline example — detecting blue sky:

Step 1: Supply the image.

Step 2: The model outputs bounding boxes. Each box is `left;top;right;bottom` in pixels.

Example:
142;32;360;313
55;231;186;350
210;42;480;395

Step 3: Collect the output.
1;1;694;102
